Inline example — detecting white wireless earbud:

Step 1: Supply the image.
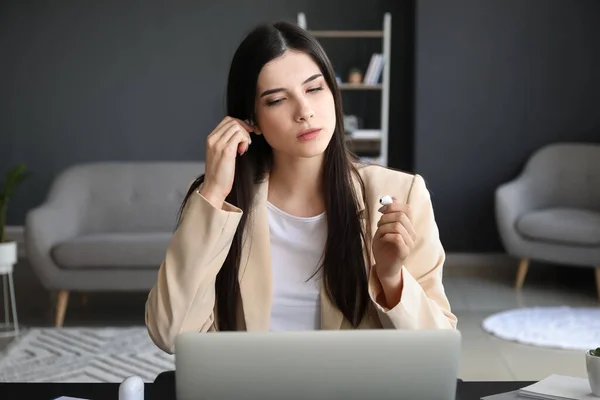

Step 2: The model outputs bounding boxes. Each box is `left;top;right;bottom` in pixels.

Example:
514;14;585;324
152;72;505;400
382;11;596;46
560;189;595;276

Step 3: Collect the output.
379;195;393;206
119;375;144;400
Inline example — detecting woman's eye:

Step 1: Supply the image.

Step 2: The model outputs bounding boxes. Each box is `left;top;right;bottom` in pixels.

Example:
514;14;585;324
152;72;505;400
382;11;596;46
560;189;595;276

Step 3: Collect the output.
267;98;284;106
308;86;323;93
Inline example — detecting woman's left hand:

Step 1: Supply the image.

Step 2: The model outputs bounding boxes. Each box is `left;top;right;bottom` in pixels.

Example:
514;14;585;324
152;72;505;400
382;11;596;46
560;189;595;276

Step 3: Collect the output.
372;198;417;279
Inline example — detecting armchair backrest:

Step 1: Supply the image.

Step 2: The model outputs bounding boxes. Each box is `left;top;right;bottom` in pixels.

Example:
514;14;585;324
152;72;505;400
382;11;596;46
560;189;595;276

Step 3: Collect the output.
48;162;205;233
522;142;600;211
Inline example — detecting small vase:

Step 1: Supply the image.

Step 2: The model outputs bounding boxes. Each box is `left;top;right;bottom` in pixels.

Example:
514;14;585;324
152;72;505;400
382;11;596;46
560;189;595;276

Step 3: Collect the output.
586;350;600;396
0;240;19;337
0;241;17;274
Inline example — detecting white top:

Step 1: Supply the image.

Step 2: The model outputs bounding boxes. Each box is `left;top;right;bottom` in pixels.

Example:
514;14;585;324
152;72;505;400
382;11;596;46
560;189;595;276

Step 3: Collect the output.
267;201;327;331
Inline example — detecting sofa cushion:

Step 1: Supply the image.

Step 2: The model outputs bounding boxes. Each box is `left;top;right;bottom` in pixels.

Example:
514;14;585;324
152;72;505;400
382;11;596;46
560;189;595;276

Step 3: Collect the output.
52;233;172;269
516;208;600;246
57;162;205;234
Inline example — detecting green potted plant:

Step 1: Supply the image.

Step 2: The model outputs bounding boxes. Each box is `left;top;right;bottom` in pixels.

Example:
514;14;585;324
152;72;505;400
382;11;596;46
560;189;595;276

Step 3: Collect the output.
0;163;30;274
587;347;600;396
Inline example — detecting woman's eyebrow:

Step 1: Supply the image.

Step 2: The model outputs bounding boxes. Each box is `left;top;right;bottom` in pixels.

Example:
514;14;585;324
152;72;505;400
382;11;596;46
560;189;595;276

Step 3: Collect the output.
259;73;323;98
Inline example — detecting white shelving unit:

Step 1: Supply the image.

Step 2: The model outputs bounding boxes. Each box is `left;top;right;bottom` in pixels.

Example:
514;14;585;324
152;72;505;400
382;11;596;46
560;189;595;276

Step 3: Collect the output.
297;12;391;166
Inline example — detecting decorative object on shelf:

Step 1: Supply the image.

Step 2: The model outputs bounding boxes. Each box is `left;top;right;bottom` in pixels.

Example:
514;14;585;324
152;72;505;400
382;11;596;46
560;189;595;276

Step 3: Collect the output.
347;68;363;84
297;12;391;166
0;163;29;338
343;115;360;133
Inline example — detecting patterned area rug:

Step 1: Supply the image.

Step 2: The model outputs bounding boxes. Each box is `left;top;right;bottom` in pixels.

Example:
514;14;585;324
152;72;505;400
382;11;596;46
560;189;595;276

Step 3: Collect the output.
0;326;174;382
482;306;600;350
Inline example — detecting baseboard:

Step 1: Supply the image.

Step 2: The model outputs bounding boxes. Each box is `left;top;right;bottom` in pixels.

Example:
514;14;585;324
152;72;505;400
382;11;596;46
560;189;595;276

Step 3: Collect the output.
445;252;515;268
444;252;516;278
5;225;514;273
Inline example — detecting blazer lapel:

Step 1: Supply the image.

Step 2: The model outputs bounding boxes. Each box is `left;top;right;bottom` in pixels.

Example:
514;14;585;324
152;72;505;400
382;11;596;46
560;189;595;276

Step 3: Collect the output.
238;178;272;331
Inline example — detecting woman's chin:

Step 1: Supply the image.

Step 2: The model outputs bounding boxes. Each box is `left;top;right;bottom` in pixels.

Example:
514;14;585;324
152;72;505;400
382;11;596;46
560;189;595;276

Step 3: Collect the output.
296;143;330;159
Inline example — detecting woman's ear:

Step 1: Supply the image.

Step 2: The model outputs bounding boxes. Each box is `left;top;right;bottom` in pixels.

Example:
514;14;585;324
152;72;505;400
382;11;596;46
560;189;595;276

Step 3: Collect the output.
249;119;262;135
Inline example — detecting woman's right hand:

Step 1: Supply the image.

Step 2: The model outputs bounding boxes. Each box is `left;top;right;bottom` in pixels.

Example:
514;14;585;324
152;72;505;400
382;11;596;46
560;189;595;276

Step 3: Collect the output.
199;117;253;209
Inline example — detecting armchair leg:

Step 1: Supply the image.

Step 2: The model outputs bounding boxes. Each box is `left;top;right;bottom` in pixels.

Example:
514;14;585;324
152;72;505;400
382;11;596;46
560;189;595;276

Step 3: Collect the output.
55;290;69;327
595;267;600;303
515;258;530;290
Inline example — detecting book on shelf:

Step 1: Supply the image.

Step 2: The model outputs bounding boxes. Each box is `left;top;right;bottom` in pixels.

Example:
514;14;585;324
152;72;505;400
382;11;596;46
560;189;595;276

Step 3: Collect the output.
358;156;383;165
363;53;383;84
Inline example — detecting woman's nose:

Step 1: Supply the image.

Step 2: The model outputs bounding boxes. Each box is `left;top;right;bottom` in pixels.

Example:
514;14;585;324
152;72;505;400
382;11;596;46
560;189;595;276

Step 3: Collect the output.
295;98;315;122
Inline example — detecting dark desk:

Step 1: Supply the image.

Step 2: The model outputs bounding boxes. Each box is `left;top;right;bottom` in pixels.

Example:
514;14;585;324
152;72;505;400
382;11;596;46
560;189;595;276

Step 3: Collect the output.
0;378;535;400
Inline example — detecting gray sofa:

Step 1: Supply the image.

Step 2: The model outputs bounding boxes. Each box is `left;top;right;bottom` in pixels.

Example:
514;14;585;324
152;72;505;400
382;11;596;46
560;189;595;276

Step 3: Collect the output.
25;161;205;326
495;143;600;298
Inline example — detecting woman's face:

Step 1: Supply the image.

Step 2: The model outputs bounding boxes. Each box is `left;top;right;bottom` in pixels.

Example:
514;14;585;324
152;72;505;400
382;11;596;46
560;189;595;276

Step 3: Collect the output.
254;50;336;160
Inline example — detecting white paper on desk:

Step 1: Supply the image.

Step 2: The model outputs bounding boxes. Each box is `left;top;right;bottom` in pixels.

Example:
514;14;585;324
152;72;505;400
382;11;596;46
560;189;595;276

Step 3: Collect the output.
480;389;521;399
518;374;595;400
53;397;90;400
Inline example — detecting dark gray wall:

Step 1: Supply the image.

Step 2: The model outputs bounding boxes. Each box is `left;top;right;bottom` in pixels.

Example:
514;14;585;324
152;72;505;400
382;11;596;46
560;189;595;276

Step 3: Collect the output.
415;0;600;252
1;0;412;224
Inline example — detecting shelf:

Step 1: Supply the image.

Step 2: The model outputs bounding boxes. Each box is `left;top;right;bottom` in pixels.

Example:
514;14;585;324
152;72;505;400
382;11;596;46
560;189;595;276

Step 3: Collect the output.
338;83;382;90
346;130;381;155
308;30;383;38
345;136;381;142
299;11;391;167
345;130;382;141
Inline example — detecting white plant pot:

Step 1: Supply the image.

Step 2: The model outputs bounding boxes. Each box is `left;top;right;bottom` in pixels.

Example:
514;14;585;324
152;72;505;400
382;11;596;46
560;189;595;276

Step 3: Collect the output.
0;241;17;274
586;350;600;397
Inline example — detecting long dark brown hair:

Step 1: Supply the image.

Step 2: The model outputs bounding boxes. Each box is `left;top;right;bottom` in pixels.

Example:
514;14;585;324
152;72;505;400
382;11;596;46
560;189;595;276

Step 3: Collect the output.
179;21;372;330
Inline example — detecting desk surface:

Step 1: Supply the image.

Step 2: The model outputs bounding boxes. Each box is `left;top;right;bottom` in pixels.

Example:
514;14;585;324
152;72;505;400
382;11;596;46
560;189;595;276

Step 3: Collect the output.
0;380;535;400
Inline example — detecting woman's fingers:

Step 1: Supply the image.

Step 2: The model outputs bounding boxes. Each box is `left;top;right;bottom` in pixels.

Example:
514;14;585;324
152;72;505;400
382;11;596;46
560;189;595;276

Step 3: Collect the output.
377;211;416;241
376;221;415;248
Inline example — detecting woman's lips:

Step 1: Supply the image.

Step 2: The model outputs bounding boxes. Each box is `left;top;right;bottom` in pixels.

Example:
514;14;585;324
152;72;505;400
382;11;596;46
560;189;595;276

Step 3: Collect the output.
297;128;322;141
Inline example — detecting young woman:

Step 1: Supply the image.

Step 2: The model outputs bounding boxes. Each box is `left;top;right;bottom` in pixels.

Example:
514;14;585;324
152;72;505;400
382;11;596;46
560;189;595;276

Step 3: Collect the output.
146;21;457;354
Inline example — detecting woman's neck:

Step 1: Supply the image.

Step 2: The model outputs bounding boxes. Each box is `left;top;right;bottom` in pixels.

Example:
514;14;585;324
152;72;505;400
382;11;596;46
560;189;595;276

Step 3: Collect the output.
267;154;325;218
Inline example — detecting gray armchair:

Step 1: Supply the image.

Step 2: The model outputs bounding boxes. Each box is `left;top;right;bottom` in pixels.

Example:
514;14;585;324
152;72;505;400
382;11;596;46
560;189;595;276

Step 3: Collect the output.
25;161;204;326
495;143;600;298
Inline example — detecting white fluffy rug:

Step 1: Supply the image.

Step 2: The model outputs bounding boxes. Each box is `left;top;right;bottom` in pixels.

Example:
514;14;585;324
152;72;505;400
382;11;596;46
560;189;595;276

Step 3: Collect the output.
482;306;600;350
0;326;174;382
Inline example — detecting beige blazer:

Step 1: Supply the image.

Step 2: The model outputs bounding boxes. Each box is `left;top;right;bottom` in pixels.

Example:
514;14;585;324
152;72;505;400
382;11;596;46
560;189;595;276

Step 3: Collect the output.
145;164;458;354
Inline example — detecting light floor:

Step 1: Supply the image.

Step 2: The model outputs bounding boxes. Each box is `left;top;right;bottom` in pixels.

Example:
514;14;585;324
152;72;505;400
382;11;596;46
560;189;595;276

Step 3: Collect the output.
445;263;598;381
0;257;598;382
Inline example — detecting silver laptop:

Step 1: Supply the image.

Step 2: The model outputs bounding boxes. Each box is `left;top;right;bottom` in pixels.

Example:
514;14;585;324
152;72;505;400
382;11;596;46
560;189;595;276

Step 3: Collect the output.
175;329;461;400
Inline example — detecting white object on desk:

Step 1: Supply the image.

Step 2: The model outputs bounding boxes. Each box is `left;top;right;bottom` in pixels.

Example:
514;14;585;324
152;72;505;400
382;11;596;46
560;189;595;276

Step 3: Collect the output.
53;397;90;400
518;374;597;399
119;375;144;400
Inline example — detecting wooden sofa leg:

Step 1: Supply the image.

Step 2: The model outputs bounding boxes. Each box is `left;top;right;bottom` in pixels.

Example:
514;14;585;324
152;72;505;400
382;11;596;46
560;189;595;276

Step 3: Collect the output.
515;258;530;290
55;290;70;327
595;267;600;303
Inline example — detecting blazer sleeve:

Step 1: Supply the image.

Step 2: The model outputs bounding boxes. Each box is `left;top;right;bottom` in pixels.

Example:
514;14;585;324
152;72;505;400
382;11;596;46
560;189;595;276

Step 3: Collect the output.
368;174;458;330
145;190;242;353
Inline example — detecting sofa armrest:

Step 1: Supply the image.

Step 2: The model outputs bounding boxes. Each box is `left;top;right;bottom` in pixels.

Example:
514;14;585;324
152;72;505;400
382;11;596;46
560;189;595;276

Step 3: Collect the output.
495;175;544;254
25;201;85;289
